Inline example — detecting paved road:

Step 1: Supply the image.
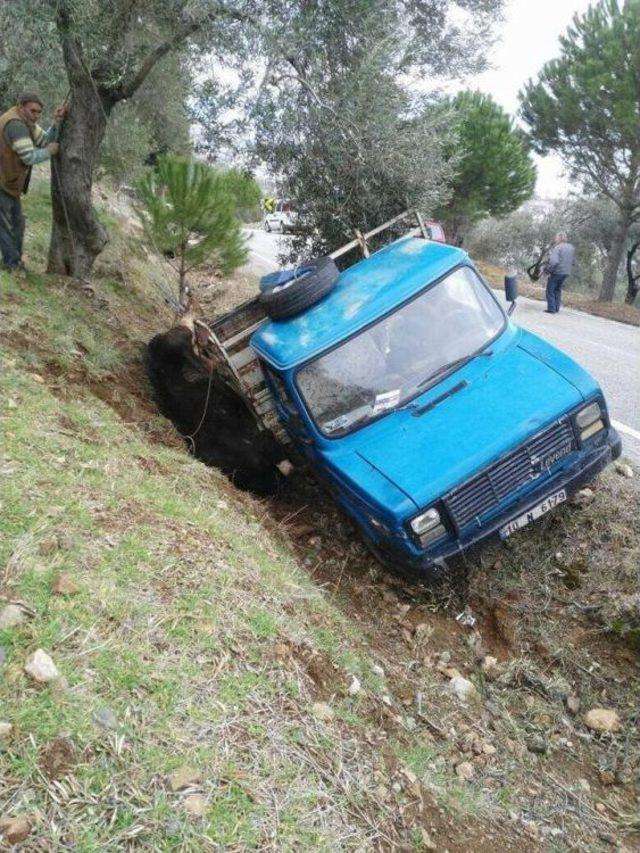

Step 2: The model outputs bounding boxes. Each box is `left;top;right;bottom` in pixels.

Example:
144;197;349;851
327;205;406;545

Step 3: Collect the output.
243;229;640;464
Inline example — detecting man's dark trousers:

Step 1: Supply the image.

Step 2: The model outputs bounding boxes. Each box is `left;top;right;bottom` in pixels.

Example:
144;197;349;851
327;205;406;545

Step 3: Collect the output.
0;189;25;269
546;273;567;313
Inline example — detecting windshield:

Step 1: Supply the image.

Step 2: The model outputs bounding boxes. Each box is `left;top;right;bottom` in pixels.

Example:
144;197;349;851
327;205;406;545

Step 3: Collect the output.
296;265;504;437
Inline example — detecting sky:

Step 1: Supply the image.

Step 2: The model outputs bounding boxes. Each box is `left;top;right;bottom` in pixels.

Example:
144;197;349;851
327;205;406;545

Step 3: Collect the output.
455;0;594;198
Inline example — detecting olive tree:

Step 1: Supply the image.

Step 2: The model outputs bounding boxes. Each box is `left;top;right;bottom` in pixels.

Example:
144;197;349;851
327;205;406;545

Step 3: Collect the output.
2;0;503;278
251;0;504;261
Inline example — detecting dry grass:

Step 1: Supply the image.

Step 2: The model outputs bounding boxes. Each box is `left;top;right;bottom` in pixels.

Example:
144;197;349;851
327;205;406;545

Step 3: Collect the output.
477;261;640;327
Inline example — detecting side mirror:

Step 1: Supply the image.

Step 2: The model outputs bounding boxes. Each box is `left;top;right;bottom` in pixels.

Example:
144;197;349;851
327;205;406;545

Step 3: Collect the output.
504;273;518;315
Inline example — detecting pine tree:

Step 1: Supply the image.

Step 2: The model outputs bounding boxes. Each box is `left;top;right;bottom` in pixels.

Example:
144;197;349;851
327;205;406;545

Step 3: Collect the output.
136;156;247;310
520;0;640;302
437;91;536;244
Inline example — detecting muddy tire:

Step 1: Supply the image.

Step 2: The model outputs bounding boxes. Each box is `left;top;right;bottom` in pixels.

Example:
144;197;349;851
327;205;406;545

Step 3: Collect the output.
259;256;339;320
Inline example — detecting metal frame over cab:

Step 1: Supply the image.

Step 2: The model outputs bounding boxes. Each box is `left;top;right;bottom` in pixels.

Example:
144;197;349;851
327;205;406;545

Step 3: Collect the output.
198;210;621;578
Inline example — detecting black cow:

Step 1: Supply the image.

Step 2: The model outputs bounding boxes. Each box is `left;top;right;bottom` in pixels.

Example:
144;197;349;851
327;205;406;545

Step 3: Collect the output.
145;326;291;496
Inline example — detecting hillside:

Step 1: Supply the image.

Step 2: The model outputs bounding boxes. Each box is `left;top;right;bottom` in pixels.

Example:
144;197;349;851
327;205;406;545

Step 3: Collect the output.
1;179;639;851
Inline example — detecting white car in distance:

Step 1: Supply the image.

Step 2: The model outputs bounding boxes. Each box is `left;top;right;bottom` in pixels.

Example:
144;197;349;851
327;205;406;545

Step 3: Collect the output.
264;201;298;234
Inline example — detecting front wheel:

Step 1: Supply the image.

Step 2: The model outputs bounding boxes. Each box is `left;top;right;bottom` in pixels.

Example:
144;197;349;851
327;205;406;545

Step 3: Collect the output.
362;535;453;585
264;220;271;233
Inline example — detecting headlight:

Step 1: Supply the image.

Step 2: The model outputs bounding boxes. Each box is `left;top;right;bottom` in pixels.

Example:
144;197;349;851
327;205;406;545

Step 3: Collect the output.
410;507;441;535
576;402;601;429
575;402;605;442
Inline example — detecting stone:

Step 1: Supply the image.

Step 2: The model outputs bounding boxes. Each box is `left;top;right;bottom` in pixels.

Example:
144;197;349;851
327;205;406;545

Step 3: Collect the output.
24;649;59;683
0;815;33;845
449;676;479;703
482;742;497;756
93;707;118;730
0;722;13;739
577;778;591;792
455;761;475;781
311;702;335;722
574;487;595;504
614;462;633;479
527;736;548;755
371;664;385;678
480;655;500;680
168;767;201;792
348;675;362;696
183;794;207;818
0;604;26;630
584;708;622;733
52;574;80;595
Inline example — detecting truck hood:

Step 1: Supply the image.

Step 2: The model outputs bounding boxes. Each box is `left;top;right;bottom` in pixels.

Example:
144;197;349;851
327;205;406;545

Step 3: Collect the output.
331;335;589;510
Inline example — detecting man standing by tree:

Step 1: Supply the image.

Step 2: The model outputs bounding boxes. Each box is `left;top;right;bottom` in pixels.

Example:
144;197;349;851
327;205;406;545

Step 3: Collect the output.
0;92;65;271
545;232;575;314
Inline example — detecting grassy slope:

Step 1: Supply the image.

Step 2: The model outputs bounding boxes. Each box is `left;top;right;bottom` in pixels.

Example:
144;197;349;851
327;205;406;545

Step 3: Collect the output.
1;180;639;851
0;181;494;851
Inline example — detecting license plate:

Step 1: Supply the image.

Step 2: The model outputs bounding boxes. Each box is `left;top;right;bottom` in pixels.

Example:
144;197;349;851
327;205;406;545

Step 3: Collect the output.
499;489;567;538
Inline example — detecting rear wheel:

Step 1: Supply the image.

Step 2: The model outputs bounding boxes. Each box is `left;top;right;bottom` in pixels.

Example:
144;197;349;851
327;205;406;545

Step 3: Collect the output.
264;220;271;233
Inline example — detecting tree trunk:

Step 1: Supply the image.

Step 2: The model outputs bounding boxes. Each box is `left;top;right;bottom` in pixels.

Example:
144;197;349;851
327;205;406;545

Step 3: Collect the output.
47;74;110;277
625;240;639;305
597;212;631;302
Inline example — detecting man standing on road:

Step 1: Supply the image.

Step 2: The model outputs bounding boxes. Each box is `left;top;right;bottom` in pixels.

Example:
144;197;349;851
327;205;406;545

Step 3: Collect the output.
0;92;66;272
545;232;575;314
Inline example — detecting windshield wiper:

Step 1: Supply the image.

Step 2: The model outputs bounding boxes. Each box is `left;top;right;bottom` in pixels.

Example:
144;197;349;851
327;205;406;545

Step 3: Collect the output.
416;349;494;391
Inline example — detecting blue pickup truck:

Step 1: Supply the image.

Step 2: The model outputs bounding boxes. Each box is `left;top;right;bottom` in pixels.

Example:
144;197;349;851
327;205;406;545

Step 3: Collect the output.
207;211;621;578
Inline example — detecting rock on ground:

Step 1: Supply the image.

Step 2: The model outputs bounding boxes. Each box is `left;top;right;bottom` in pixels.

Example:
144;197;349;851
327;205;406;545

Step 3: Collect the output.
0;604;26;630
584;708;622;733
0;815;33;845
183;794;207;818
449;675;479;703
455;761;475;781
24;649;59;683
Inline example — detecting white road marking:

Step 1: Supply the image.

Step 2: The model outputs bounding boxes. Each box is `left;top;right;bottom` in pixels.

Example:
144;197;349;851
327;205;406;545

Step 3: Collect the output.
611;419;640;442
249;249;279;269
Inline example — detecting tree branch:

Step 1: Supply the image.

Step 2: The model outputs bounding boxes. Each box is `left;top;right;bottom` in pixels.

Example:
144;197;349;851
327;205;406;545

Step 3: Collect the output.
108;4;253;104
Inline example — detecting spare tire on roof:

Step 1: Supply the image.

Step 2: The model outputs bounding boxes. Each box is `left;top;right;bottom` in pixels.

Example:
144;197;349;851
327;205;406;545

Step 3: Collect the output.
259;256;339;320
259;265;314;292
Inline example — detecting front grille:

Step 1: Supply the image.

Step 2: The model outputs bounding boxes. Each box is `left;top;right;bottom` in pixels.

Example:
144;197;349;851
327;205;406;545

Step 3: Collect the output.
444;419;576;530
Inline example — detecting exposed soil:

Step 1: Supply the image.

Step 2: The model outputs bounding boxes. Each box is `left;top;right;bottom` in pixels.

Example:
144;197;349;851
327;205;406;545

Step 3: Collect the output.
39;737;77;780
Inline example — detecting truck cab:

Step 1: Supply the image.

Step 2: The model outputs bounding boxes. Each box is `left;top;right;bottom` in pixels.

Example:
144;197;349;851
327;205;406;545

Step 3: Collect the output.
207;213;621;578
